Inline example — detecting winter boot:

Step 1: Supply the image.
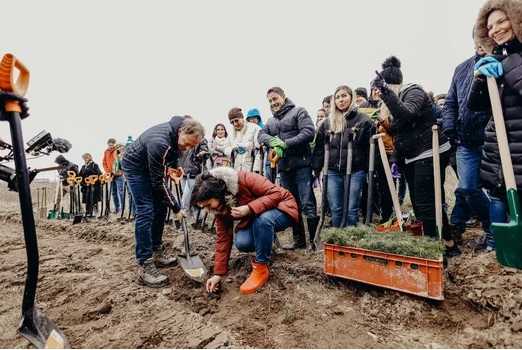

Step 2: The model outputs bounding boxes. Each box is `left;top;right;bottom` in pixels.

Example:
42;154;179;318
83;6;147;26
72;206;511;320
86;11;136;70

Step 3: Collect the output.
152;245;178;267
306;217;320;251
239;260;270;294
281;218;307;250
138;258;168;287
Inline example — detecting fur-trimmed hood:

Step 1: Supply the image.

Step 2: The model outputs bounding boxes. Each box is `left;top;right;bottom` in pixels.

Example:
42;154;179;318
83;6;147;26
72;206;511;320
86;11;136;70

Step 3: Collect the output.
474;0;522;54
209;166;239;195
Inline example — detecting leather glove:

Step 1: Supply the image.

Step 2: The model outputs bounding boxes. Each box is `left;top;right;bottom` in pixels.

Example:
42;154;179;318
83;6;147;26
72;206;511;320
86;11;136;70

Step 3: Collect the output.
390;163;401;179
236;146;246;154
0;90;30;119
269;136;287;150
474;56;503;78
274;146;284;159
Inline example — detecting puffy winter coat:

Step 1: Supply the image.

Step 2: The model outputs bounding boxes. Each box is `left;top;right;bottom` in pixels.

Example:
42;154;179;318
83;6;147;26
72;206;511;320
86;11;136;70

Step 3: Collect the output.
224;121;261;172
122;116;187;212
212;167;299;275
312;108;372;172
467;0;522;192
258;99;315;172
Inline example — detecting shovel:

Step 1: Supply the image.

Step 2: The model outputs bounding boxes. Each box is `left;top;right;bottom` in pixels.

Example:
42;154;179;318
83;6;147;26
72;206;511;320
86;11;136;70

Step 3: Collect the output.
314;131;332;251
365;128;376;225
170;170;207;282
340;129;355;228
486;76;522;269
374;133;404;231
0;53;69;348
432;125;443;240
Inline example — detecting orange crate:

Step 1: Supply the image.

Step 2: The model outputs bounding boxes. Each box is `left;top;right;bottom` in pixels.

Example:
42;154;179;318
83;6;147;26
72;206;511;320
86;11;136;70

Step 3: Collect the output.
375;222;424;236
324;243;443;300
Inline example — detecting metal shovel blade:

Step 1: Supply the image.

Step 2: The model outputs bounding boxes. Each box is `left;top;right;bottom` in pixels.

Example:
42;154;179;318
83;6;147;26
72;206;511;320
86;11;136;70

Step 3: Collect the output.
18;306;69;349
492;189;522;269
178;254;208;283
178;218;207;282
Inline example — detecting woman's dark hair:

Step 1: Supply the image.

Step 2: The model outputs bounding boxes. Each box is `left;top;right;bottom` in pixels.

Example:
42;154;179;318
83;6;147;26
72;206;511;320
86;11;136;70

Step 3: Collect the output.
190;171;228;209
212;123;228;138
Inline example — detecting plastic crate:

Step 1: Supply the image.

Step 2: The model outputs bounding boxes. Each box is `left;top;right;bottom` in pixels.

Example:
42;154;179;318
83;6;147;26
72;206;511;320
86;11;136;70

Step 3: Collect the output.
324;243;443;300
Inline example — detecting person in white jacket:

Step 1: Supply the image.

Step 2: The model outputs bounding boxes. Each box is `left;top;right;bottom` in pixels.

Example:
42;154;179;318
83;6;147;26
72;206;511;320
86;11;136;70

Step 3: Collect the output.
225;107;262;172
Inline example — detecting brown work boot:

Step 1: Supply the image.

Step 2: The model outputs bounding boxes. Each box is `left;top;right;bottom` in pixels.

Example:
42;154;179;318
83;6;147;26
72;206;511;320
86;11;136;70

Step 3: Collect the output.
138;258;168;287
152;245;177;267
239;260;270;295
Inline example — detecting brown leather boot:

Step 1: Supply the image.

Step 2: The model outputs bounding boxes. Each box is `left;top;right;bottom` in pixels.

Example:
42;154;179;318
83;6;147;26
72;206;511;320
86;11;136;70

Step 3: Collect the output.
239;260;270;295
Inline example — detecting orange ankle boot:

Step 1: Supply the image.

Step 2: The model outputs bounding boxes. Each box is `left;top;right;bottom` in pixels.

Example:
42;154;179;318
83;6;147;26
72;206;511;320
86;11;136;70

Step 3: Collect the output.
239;260;270;295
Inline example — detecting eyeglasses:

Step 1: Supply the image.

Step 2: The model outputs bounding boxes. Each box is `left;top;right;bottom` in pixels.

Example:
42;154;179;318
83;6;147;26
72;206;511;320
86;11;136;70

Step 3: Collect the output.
230;119;242;125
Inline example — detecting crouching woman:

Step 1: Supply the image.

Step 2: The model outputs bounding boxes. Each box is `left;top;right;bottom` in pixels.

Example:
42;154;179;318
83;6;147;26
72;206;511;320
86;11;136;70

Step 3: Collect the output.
191;167;298;295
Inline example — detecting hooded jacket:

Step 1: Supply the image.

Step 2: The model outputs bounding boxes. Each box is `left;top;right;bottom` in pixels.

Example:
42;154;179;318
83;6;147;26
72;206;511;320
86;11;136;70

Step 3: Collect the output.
122;116;188;212
55;155;79;186
211;167;299;275
258;99;315;172
224;121;262;172
467;0;522;192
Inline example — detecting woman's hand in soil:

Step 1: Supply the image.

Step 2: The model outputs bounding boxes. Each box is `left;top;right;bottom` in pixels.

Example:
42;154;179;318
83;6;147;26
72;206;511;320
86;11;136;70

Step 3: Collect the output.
231;205;251;218
206;275;221;293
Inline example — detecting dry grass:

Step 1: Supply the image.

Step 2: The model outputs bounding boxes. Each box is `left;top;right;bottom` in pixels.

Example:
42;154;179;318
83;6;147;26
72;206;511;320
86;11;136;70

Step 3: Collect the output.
0;182;56;213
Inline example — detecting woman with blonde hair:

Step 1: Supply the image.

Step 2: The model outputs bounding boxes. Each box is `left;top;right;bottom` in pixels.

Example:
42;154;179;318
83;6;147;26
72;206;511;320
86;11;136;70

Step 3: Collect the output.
313;85;373;227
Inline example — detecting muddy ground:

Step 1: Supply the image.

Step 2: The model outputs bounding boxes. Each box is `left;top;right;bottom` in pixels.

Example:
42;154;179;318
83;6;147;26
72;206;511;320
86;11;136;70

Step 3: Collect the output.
1;187;522;348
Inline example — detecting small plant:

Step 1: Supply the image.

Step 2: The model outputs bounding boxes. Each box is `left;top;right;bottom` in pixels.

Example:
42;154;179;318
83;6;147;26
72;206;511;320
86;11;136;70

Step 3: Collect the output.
321;226;444;260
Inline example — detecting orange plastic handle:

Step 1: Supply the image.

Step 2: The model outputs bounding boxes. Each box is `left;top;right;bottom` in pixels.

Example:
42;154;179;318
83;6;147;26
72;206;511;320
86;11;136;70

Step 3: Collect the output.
168;167;184;181
85;177;92;185
269;149;279;168
66;178;75;186
0;53;30;96
89;175;98;183
75;177;83;185
67;170;76;178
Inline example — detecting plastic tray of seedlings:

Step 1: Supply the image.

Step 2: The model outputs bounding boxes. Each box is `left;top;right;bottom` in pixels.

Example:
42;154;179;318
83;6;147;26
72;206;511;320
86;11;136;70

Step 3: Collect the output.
322;226;445;300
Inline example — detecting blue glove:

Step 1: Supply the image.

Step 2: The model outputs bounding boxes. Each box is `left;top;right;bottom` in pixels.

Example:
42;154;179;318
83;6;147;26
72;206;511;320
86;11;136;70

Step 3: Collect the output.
390;163;401;179
474;56;503;78
236;146;246;154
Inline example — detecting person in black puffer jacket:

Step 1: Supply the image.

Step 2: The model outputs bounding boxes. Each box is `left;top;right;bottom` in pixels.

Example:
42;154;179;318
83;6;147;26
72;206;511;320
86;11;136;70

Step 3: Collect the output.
258;87;318;251
467;0;522;251
313;85;372;227
373;56;461;258
122;116;205;287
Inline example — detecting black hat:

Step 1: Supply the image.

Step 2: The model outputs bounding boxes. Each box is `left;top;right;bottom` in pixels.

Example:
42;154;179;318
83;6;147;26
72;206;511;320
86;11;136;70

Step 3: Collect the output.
380;56;403;85
55;155;68;164
355;87;368;100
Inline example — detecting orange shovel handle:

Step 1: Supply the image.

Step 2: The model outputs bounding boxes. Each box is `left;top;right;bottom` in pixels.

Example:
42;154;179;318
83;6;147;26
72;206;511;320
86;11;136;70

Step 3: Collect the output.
269;149;279;168
0;53;30;113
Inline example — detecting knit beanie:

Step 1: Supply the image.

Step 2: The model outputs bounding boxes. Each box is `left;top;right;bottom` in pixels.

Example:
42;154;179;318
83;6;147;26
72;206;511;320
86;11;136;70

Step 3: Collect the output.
246;108;261;119
354;87;368;100
380;56;403;85
228;107;244;121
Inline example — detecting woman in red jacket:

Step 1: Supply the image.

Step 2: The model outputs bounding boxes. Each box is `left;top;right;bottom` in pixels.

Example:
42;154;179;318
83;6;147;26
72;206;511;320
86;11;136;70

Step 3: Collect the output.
191;167;298;295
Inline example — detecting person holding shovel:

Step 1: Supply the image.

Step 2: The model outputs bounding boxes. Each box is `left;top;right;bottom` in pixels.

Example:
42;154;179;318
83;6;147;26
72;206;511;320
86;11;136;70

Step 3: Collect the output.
190;167;298;294
467;0;522;252
122;116;204;287
313;85;373;227
78;153;103;215
373;55;461;258
54;155;79;214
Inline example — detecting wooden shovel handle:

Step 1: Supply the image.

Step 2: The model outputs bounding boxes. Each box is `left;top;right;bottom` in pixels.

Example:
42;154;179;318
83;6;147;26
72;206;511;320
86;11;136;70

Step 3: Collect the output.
373;133;403;231
269;149;279;168
487;76;517;190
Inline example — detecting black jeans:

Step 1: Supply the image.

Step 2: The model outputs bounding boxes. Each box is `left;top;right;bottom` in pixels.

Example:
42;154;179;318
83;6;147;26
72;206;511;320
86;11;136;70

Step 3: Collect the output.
404;151;452;240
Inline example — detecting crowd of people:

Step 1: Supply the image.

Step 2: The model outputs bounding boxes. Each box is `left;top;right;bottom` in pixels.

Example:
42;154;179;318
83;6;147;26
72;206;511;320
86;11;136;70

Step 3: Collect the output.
6;0;519;294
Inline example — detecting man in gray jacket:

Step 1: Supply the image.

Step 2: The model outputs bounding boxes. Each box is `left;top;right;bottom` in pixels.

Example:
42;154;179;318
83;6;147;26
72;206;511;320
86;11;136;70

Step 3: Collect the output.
258;87;319;250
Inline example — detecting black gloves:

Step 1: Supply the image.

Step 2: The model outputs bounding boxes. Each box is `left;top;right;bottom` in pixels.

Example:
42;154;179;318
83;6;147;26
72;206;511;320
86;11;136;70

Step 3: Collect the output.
0;90;30;119
370;75;388;94
444;130;459;147
312;168;322;181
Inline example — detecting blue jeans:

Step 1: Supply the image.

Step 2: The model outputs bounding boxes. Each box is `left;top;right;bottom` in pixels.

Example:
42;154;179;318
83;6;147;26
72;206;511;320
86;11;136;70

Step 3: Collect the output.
327;169;366;227
450;145;491;232
235;209;294;263
488;195;509;249
111;175;124;212
122;159;168;264
279;166;317;218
